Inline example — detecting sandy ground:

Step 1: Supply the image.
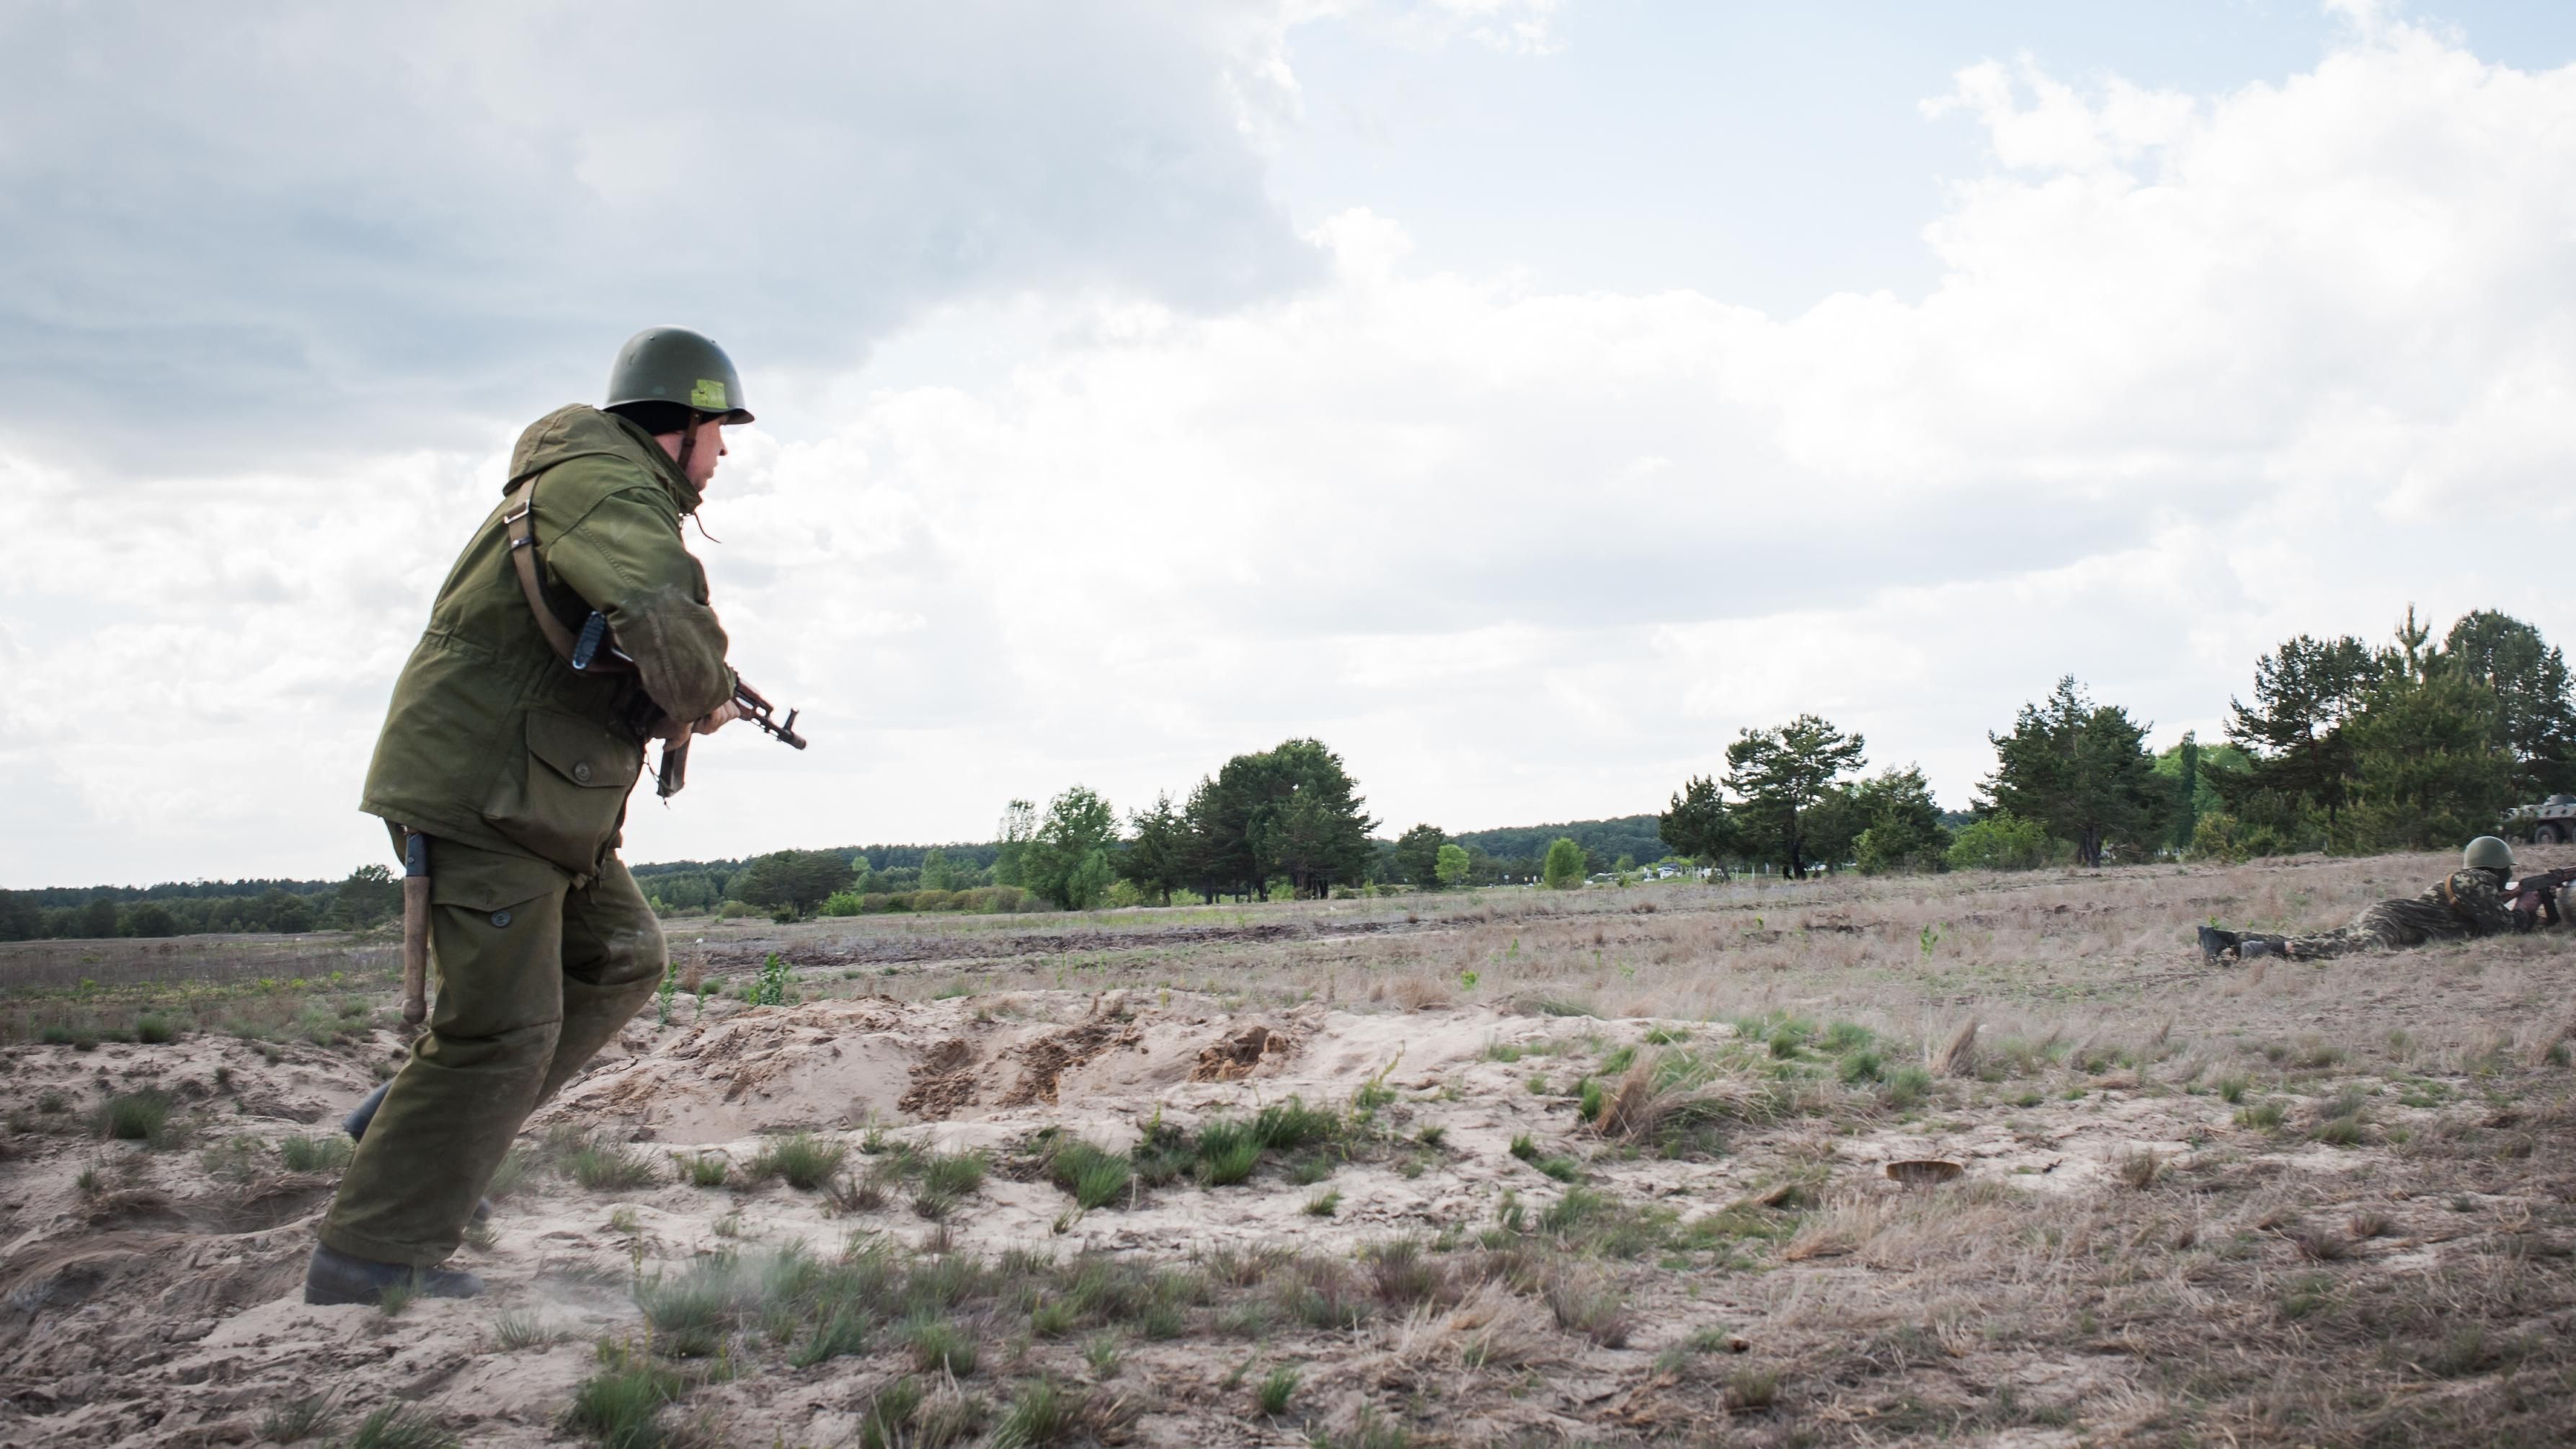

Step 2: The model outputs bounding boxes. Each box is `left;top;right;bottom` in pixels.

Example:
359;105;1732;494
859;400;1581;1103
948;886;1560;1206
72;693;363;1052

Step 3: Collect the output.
5;854;2576;1446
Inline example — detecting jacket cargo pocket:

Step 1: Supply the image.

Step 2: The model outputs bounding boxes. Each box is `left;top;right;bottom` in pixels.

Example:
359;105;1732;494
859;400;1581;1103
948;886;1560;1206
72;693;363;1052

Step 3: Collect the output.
481;709;643;874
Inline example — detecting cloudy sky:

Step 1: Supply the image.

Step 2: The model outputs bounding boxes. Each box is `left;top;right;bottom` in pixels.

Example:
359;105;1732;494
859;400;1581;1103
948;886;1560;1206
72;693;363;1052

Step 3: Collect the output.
7;0;2576;887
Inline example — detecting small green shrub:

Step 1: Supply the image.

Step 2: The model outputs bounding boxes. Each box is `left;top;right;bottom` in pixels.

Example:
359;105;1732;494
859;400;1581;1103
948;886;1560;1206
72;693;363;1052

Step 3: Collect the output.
93;1090;173;1143
1256;1365;1299;1415
1046;1140;1131;1210
920;1151;986;1198
751;1133;849;1190
1252;1098;1337;1151
560;1353;684;1449
570;1138;660;1192
905;1316;978;1375
280;1135;354;1173
992;1378;1083;1448
858;1380;925;1449
134;1016;177;1045
346;1404;458;1449
1880;1066;1932;1109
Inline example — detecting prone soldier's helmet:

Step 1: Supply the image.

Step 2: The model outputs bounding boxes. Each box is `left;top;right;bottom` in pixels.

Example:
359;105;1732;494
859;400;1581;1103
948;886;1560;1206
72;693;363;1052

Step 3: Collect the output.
605;327;754;426
2464;836;2515;872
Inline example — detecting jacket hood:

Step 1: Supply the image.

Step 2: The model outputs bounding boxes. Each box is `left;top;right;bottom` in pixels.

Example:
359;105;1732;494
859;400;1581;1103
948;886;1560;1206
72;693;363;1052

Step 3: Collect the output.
505;404;701;513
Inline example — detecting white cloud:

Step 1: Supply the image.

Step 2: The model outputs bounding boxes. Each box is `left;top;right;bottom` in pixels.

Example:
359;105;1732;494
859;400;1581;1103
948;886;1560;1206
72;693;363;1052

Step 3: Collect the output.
0;1;1321;468
11;12;2576;884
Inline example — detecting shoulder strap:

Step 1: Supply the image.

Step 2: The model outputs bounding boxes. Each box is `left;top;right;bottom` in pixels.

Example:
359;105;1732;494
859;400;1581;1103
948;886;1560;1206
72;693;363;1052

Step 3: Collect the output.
502;475;632;673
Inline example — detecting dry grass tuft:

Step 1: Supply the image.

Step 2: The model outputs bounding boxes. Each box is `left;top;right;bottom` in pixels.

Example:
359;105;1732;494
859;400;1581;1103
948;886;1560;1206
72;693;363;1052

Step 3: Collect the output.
1934;1018;1979;1077
2115;1149;2163;1191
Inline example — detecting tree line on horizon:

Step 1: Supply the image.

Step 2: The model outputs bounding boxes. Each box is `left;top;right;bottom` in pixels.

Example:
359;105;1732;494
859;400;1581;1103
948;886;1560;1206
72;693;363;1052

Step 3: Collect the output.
1643;606;2567;880
5;605;2563;936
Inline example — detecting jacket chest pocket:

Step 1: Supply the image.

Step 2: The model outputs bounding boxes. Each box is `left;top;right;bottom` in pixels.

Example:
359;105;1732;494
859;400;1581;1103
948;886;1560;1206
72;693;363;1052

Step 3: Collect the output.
481;709;643;873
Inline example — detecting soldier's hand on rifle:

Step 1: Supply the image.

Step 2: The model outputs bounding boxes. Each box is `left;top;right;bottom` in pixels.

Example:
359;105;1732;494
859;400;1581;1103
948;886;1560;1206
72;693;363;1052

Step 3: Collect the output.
653;701;741;745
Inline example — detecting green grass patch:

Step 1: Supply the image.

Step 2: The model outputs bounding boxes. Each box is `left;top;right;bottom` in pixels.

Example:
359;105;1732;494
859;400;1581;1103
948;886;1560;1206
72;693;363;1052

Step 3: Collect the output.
570;1137;660;1192
346;1404;458;1449
1044;1140;1132;1210
280;1134;353;1174
561;1348;686;1449
92;1090;173;1143
748;1133;848;1191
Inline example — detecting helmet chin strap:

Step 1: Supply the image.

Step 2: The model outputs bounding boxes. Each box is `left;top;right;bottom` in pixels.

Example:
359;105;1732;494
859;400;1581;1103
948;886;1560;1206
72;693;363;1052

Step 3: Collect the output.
673;410;704;478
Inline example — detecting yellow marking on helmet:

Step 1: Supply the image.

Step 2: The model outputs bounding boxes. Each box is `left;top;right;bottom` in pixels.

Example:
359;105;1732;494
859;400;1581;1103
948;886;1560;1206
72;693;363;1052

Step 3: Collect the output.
689;378;729;409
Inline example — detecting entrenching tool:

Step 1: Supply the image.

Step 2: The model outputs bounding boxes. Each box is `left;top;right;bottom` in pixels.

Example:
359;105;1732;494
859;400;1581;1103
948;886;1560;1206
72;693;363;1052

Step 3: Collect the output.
400;829;431;1027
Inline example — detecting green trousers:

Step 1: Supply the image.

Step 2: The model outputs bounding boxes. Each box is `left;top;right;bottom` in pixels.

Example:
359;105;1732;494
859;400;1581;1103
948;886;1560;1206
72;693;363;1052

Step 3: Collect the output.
320;837;664;1267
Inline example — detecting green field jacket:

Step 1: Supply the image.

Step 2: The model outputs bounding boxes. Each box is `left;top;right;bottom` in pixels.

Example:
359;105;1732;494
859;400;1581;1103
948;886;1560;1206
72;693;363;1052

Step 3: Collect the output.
360;406;734;889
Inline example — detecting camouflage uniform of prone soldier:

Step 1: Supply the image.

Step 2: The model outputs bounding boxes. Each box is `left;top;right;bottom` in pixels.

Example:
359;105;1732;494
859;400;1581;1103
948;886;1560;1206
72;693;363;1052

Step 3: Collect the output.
306;329;755;1305
2198;836;2523;964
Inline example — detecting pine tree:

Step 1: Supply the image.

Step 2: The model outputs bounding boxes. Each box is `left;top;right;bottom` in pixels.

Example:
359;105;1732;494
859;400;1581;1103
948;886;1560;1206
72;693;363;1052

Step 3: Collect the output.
2220;634;2379;839
2438;608;2576;799
1119;792;1189;905
2341;608;2516;851
1722;715;1865;877
1393;824;1449;888
1981;678;2165;869
1657;775;1736;871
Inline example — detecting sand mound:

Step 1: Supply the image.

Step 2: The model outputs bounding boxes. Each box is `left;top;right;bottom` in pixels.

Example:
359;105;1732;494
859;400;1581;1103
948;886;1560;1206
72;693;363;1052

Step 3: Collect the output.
898;1036;979;1119
1191;1022;1297;1080
533;992;1519;1148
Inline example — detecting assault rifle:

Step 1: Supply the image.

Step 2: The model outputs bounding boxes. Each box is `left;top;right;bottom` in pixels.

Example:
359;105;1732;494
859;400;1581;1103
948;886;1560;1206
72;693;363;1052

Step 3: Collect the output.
2501;865;2576;931
572;611;807;798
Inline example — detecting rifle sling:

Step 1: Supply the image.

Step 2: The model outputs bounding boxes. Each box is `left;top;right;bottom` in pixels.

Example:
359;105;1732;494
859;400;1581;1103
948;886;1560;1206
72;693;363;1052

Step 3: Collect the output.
502;475;633;675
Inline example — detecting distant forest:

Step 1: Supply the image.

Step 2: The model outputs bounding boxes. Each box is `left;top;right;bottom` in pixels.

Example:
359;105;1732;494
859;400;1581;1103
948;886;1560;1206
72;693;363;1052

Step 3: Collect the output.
10;603;2566;939
0;815;1674;941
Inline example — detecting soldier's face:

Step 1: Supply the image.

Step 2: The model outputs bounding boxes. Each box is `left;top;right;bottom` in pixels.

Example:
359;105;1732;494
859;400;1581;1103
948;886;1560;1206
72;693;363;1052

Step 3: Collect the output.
662;417;728;489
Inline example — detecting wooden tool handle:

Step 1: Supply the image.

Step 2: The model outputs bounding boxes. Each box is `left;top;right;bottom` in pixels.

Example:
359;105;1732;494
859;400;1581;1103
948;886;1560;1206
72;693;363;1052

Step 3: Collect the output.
401;872;431;1027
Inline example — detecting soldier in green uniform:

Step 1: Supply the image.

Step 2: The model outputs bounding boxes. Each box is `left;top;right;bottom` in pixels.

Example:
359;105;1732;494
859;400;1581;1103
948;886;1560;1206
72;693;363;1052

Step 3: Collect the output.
2198;836;2521;963
306;328;754;1305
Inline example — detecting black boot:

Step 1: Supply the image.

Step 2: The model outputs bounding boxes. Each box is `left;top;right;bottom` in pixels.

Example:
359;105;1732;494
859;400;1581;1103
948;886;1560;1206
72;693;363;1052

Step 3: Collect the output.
303;1244;484;1306
346;1081;492;1225
2197;926;2241;961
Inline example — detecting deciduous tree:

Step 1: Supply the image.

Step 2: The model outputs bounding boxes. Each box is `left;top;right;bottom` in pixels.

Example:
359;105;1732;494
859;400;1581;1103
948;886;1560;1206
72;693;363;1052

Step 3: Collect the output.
1434;843;1472;890
732;849;857;921
1023;786;1119;910
1542;837;1586;890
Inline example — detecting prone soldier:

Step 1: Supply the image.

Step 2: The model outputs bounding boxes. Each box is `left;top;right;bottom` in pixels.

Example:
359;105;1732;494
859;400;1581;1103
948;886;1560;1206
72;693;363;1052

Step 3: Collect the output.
2198;836;2540;963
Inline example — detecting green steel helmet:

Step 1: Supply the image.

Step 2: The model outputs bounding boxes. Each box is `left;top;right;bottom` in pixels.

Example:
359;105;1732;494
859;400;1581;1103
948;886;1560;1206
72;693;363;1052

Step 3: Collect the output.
2464;836;2515;872
603;327;753;425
